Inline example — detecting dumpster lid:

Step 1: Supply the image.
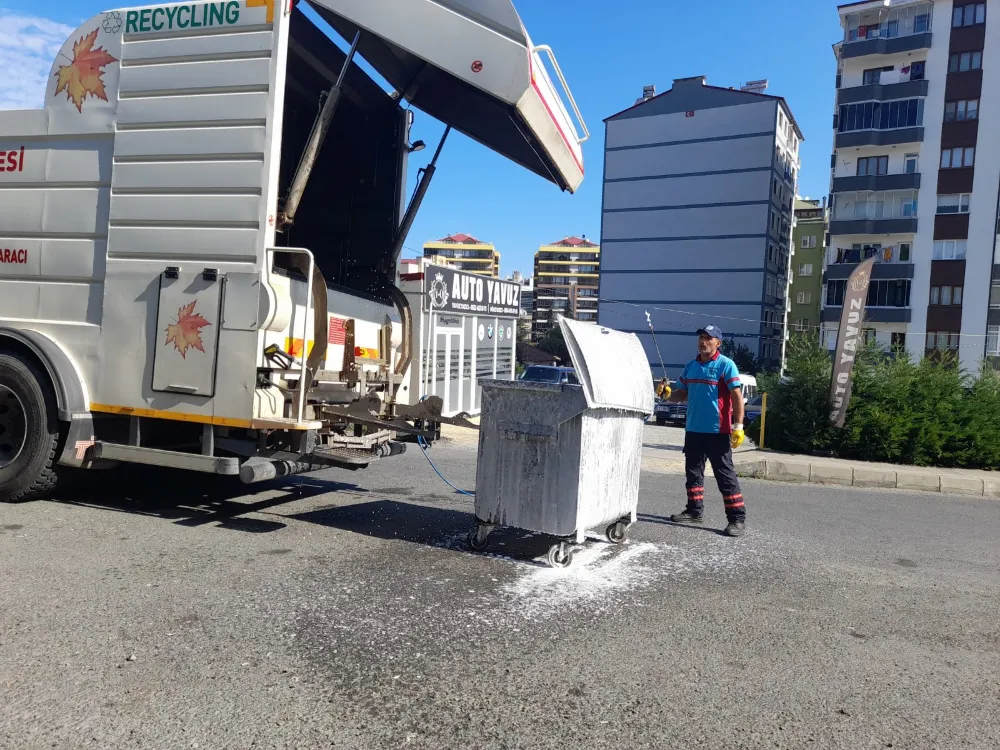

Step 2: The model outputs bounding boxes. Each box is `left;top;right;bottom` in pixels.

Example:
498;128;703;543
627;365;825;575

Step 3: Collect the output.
558;318;654;414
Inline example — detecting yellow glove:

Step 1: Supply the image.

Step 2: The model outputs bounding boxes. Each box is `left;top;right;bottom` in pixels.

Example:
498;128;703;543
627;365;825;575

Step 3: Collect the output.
730;425;745;450
661;385;671;400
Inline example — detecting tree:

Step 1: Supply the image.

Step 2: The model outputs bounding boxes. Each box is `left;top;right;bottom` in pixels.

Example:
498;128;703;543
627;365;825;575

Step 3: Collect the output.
516;317;532;344
720;338;762;375
535;323;569;363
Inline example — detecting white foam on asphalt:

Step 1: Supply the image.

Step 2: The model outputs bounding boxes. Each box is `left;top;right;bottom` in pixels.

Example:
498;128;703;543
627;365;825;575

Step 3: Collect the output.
500;536;758;622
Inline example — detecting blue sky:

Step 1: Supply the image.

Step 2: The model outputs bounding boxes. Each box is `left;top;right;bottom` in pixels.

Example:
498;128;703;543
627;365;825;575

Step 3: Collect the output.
2;0;843;277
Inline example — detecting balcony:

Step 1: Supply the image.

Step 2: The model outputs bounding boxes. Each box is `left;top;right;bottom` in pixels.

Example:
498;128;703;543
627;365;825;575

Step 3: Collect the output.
825;262;914;281
832;172;921;193
830;190;918;236
830;218;918;235
836;127;923;148
841;32;932;58
840;3;933;58
822;307;912;324
837;79;928;105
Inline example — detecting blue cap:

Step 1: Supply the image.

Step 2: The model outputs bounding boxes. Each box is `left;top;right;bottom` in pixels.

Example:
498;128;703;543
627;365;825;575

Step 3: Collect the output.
697;324;724;340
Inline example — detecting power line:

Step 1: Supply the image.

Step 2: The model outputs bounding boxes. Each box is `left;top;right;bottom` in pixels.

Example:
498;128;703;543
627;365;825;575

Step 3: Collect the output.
598;297;1000;349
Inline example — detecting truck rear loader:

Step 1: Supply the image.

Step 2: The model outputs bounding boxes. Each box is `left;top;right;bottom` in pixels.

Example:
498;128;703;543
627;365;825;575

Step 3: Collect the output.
0;0;588;501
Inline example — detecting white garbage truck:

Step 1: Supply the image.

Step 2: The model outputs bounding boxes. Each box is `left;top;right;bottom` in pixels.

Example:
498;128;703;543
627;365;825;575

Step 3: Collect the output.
0;0;588;501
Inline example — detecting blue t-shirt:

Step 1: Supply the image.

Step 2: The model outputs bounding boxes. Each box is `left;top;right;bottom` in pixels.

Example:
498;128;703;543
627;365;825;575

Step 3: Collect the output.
679;352;742;434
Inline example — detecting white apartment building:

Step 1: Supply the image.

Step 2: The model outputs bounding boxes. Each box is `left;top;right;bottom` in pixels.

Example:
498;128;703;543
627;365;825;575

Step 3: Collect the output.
598;76;802;373
826;0;1000;368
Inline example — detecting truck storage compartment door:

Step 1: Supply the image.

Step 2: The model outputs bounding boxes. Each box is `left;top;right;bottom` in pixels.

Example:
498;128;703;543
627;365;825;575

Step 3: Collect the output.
151;270;224;398
305;0;586;192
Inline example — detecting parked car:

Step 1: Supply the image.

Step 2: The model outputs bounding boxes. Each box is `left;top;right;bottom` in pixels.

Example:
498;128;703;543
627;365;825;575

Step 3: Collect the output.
519;365;579;385
653;399;686;426
744;393;764;425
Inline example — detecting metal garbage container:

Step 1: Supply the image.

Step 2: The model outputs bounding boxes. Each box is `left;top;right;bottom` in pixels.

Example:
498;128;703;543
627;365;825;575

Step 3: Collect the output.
470;318;654;567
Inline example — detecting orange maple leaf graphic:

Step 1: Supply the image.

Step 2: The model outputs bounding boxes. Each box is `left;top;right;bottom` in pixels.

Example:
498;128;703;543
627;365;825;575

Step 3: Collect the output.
165;300;211;359
54;29;119;113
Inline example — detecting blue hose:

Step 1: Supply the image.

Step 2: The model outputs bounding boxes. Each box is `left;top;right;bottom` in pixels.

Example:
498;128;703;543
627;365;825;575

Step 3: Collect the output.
416;435;475;497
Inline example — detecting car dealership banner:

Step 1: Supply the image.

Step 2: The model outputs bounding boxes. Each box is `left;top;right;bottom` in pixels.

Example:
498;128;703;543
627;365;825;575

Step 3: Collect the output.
828;257;875;428
423;264;520;318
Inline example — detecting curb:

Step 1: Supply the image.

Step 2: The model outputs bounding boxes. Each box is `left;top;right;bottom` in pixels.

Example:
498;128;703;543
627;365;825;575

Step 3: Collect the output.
734;456;1000;498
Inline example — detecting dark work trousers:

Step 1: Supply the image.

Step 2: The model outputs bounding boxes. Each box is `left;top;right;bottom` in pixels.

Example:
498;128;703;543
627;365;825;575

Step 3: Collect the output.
683;431;746;522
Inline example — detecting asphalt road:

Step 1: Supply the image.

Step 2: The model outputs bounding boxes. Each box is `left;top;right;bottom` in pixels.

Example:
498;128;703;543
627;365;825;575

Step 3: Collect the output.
1;439;998;750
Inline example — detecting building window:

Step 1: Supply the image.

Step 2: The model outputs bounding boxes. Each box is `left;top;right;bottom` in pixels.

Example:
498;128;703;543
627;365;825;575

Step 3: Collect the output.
837;98;923;133
932;240;967;260
899;242;912;262
826;279;910;307
833;190;918;220
940;147;975;169
930;286;963;305
944;99;979;122
927;332;960;351
953;3;985;27
891;332;906;350
988;326;1000;356
904;153;919;174
990;284;1000;309
798;263;814;276
796;291;812;304
793;319;808;332
936;194;971;214
949;50;983;73
856;155;889;176
863;66;894;85
800;235;817;249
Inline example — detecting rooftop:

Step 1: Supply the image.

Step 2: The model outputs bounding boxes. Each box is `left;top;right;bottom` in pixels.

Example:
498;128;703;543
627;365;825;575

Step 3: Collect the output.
428;233;490;245
546;236;599;248
605;75;804;140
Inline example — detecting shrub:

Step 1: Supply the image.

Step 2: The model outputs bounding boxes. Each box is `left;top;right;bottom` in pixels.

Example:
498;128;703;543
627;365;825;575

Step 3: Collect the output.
747;332;836;455
751;333;1000;470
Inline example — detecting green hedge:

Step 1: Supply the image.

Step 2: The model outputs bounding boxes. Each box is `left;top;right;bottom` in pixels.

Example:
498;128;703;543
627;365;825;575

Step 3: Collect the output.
747;333;1000;469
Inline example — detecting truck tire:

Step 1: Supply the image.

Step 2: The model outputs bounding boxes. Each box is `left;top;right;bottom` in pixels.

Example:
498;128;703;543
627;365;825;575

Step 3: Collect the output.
0;352;61;503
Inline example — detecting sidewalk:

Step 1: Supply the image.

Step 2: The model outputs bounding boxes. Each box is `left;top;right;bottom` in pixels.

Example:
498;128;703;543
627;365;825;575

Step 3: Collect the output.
734;449;1000;498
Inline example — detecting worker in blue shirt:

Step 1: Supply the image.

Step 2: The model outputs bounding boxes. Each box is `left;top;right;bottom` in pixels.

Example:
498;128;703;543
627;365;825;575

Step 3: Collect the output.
665;324;747;537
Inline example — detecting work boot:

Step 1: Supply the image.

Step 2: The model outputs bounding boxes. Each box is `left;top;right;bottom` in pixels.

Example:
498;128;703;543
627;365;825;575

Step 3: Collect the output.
669;510;704;524
724;521;746;537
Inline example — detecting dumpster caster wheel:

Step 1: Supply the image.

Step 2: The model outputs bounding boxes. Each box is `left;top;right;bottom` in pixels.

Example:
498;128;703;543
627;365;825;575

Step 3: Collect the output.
546;543;573;569
468;527;490;552
605;521;628;545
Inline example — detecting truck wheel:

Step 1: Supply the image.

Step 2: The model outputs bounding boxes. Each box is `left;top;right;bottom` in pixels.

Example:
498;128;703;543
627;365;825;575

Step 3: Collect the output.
0;353;61;503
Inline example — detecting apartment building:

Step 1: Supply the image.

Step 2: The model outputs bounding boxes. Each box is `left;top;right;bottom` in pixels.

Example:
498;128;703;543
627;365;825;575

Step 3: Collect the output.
789;198;830;334
422;233;500;277
827;0;999;368
532;236;599;339
505;270;535;321
598;76;803;373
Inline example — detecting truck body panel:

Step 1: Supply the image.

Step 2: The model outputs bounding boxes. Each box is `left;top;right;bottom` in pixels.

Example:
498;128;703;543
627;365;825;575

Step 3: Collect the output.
0;0;586;489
